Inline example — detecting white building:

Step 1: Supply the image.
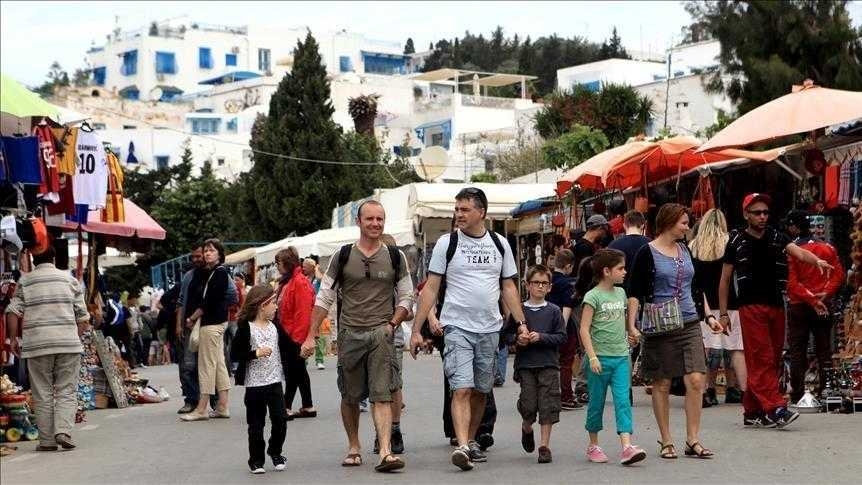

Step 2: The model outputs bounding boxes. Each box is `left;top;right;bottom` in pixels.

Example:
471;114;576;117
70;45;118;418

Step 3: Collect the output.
634;74;733;138
557;59;667;92
555;40;727;138
86;20;411;102
62;21;541;183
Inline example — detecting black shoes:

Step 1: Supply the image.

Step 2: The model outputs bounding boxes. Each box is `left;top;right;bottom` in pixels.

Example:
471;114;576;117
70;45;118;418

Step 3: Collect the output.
725;387;743;404
476;432;494;451
743;412;775;428
373;427;405;454
703;388;719;408
467;440;487;462
521;428;535;453
391;427;405;454
271;455;286;471
766;407;800;429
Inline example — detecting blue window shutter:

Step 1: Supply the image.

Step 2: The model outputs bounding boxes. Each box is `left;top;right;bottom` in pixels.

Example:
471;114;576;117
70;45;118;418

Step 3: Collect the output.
582;80;601;92
93;67;106;86
225;53;237;66
199;47;213;69
339;56;353;72
121;88;139;100
155;52;177;74
122;50;138;75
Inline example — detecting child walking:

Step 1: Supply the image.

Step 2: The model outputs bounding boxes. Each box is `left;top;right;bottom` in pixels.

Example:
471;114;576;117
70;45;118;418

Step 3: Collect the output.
231;285;292;474
578;249;645;466
508;264;567;464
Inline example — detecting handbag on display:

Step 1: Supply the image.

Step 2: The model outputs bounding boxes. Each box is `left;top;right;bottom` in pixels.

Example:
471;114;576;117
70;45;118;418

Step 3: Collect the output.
638;244;686;336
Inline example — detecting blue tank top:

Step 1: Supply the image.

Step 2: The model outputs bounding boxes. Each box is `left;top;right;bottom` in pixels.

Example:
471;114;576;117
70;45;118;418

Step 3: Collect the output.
649;244;698;322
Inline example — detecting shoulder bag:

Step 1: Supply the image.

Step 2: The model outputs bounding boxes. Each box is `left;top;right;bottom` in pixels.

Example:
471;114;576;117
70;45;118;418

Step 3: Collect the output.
189;269;217;352
638;244;685;336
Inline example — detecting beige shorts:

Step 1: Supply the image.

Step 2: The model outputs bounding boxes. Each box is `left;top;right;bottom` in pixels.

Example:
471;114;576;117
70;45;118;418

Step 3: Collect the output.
701;310;744;351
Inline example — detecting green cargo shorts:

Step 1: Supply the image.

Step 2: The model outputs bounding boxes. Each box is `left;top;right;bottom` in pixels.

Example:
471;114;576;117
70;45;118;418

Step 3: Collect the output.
337;325;394;403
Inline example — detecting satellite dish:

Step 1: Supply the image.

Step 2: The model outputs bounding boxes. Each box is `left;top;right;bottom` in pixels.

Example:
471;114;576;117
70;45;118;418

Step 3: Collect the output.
148;87;164;102
414;146;448;181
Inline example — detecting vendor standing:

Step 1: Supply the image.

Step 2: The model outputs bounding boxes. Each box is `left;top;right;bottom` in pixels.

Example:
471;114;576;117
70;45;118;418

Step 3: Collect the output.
5;246;90;451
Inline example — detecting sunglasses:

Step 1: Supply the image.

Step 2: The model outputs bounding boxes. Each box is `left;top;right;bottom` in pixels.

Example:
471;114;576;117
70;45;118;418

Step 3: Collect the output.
362;258;371;279
747;209;770;216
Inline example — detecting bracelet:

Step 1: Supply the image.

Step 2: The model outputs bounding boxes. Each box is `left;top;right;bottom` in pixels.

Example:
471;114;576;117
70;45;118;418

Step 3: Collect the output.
706;315;717;321
589;357;599;362
719;313;729;317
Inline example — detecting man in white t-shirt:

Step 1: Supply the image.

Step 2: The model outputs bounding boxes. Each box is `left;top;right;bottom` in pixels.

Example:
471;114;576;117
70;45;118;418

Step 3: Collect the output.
411;187;527;471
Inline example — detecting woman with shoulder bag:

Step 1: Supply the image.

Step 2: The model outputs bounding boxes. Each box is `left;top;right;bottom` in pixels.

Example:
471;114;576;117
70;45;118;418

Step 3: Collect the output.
626;204;723;459
181;238;232;421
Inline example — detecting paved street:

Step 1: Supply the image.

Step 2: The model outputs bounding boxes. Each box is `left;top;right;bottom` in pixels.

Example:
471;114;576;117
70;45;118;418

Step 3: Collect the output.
2;354;860;484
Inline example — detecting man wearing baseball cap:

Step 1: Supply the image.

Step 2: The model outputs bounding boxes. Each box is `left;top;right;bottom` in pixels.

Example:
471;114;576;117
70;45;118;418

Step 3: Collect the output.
719;193;833;429
570;214;608;273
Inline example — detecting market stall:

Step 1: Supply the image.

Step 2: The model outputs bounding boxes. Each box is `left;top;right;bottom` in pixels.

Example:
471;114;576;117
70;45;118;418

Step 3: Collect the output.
1;74;170;450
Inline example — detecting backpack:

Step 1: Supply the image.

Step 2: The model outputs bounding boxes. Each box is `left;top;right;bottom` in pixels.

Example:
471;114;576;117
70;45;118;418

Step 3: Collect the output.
422;230;506;344
331;243;402;323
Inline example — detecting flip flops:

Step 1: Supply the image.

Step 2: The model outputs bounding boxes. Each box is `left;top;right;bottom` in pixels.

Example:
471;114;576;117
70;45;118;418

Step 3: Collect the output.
342;453;362;467
374;454;405;473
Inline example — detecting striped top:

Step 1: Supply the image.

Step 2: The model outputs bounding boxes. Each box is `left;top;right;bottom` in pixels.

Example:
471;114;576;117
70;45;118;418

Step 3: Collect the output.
5;263;88;358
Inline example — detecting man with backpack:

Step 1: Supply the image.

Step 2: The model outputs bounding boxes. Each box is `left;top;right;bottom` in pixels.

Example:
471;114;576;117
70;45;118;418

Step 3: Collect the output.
410;187;526;471
300;200;413;473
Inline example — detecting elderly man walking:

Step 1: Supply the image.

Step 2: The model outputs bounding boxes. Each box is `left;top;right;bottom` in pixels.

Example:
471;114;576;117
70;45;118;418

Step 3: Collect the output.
6;246;89;451
411;187;526;471
301;200;413;473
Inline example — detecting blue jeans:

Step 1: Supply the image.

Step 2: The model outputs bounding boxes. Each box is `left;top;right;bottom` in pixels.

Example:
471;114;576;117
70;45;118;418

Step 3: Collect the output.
584;355;633;435
495;346;508;383
179;328;217;407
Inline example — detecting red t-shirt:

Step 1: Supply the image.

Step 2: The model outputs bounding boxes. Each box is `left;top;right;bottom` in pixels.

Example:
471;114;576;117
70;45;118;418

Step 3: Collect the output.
33;125;60;200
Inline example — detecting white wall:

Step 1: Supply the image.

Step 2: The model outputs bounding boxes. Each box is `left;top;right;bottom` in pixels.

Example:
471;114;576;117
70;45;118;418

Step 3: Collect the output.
88;27;251;101
96;127;251;180
633;74;734;137
557;59;667;90
670;40;721;74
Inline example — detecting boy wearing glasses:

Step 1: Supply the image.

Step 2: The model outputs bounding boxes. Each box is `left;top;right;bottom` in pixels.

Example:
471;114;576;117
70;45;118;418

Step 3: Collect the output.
504;265;566;464
719;194;832;429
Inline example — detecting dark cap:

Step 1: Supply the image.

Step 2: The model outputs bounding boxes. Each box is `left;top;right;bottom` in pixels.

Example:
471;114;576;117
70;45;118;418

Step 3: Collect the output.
742;193;772;210
586;214;609;230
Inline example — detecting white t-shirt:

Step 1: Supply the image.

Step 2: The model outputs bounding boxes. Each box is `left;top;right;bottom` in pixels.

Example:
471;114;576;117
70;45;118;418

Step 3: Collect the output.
73;130;108;209
428;229;517;333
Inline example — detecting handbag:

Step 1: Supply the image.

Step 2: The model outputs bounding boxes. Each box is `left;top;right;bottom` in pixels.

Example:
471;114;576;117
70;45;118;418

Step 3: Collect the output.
638;244;686;336
188;268;217;353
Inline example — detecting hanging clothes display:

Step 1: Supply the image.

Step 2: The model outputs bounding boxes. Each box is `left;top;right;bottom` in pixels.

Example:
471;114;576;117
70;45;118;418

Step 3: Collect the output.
72;129;108;209
102;150;125;223
0;137;8;182
1;136;41;185
32;124;60;202
51;126;79;176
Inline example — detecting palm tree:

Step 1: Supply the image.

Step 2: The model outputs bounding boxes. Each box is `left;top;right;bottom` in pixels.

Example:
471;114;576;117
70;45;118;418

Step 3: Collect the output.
347;93;380;137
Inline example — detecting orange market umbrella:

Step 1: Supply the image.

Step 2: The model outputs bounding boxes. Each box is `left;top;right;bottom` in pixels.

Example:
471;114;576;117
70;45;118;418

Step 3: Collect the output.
697;80;862;152
556;140;667;196
604;138;784;189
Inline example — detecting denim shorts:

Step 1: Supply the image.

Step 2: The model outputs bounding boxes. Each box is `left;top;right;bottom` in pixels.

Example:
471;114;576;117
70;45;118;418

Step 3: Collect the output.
442;326;499;394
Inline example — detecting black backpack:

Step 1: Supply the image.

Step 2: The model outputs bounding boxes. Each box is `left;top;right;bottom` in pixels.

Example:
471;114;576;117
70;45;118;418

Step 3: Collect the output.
421;230;506;346
331;243;402;322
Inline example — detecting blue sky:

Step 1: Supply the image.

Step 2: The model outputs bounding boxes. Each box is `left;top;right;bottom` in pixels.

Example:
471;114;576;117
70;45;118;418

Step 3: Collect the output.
2;1;860;87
